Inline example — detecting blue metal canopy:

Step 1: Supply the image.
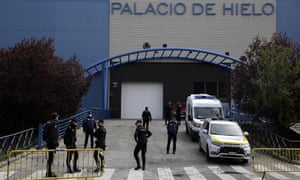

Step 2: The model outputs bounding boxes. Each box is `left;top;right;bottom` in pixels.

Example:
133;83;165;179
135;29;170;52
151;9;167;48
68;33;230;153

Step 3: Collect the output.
85;47;244;76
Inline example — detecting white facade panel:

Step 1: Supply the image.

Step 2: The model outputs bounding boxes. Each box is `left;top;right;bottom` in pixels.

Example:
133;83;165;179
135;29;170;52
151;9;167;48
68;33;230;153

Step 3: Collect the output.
110;0;276;59
121;82;163;119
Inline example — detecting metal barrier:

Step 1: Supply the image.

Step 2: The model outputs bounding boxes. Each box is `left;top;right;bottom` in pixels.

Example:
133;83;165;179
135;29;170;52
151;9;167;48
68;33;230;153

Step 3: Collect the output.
0;128;34;161
239;123;300;148
7;148;104;180
252;148;300;180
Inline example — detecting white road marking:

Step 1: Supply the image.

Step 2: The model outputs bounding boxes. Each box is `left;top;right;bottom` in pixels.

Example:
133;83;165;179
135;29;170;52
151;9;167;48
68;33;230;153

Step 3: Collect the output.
231;166;261;180
208;166;237;180
184;166;207;180
158;167;174;180
126;168;143;180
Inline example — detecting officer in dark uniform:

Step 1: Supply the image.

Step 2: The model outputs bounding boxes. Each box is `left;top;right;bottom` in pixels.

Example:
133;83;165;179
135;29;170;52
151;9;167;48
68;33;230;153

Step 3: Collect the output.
83;111;96;148
64;119;81;173
134;120;152;171
142;106;152;129
43;112;59;177
166;113;178;154
93;119;106;173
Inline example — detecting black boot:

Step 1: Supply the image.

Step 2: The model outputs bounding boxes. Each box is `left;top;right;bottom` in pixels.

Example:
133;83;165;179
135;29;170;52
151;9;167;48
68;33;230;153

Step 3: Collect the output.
142;161;145;171
94;161;100;173
46;163;57;177
67;166;73;173
73;162;81;173
134;166;141;170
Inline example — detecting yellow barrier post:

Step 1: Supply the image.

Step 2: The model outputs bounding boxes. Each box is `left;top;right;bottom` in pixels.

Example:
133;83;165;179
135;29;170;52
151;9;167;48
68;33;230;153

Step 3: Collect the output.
252;148;300;180
7;148;104;180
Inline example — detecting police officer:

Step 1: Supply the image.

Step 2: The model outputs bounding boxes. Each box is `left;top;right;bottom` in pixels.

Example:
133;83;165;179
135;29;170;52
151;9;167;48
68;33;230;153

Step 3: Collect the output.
134;120;152;171
43;112;59;177
64;119;81;173
93;119;106;173
142;106;152;129
83;111;96;148
166;113;178;154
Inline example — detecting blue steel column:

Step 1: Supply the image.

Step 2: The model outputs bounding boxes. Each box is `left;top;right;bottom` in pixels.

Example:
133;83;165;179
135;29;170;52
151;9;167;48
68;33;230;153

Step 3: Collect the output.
102;62;109;109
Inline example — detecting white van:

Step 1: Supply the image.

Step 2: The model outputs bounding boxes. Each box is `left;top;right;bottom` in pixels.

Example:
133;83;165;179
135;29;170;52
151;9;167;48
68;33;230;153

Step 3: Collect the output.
185;94;224;141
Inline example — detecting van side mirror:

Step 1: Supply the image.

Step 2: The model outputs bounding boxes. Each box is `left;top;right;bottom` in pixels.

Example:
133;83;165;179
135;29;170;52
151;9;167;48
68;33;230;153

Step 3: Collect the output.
244;131;249;136
203;129;208;134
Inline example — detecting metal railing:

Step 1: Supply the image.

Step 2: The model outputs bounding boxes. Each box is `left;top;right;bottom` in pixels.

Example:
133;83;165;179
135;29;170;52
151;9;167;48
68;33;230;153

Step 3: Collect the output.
0;128;34;161
7;148;104;180
252;148;300;180
239;122;300;148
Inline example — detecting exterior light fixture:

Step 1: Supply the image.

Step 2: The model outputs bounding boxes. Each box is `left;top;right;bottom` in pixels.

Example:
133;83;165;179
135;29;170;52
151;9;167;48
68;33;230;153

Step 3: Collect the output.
143;42;151;49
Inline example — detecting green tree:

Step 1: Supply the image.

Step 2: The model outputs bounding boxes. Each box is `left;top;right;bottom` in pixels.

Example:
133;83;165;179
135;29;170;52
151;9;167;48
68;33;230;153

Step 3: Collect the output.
232;33;300;127
0;38;92;134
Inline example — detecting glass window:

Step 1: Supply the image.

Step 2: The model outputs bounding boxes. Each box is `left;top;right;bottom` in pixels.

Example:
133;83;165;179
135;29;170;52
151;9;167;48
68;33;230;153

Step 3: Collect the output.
194;107;223;119
210;123;243;136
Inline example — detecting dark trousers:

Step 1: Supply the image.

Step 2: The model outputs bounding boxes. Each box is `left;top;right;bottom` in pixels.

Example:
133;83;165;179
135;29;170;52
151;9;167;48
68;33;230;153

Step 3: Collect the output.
134;143;147;168
176;116;181;125
84;130;94;148
94;148;105;169
167;134;177;153
46;146;56;176
165;115;171;125
66;149;79;170
143;120;149;129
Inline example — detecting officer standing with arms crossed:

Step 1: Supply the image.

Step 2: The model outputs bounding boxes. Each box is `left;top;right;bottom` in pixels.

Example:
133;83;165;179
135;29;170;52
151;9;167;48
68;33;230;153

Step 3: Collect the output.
63;119;81;173
133;120;152;171
93;119;107;173
43;112;59;177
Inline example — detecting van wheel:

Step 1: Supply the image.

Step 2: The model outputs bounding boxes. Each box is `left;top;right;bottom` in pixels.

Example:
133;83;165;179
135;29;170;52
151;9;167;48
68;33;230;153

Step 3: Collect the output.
242;159;248;164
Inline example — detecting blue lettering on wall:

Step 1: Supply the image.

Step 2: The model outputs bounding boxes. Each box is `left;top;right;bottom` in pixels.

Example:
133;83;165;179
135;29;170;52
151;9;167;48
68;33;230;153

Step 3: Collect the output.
157;2;168;15
262;3;275;16
145;3;156;15
121;3;133;15
174;3;186;15
111;2;122;15
223;2;275;16
192;3;204;15
240;3;251;16
134;3;143;15
205;3;216;15
223;3;234;16
111;1;275;16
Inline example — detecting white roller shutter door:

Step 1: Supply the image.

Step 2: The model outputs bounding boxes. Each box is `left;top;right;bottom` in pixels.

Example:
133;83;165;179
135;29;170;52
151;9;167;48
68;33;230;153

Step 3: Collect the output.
121;82;163;119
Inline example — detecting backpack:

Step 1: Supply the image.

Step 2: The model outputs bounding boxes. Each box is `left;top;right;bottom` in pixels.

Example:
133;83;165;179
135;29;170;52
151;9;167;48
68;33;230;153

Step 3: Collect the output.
168;122;177;134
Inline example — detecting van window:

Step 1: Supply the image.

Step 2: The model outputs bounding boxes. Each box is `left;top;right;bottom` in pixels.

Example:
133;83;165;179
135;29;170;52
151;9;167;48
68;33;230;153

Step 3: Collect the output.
194;107;223;119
